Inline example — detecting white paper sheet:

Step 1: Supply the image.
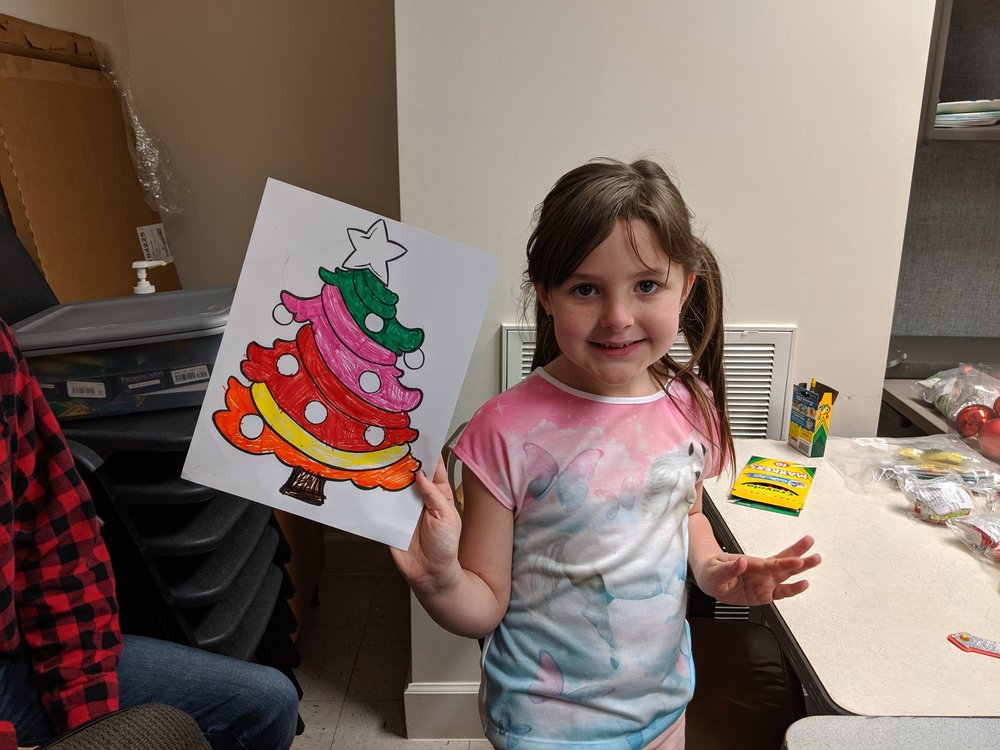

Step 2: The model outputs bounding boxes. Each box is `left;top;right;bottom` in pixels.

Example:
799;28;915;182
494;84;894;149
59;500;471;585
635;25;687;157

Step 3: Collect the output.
182;178;499;548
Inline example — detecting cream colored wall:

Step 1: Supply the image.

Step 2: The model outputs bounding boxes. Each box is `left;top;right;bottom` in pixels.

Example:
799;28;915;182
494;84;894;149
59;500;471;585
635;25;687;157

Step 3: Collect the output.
0;1;400;290
0;1;925;435
122;0;400;288
0;2;931;433
396;0;938;439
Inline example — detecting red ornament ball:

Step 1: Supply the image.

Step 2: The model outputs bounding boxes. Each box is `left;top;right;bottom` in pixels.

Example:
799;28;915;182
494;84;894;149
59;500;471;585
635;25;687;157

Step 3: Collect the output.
978;418;1000;462
993;396;1000;415
955;404;996;439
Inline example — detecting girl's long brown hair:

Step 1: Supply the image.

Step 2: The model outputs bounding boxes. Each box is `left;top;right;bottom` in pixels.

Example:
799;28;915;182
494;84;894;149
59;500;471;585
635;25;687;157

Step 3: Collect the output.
524;157;733;467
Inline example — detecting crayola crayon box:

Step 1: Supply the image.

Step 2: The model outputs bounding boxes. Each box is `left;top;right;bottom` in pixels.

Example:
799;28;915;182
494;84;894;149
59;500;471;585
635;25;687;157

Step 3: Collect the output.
731;455;816;515
787;379;839;458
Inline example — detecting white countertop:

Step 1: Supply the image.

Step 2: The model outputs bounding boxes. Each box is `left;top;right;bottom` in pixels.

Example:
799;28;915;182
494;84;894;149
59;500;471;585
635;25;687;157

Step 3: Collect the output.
784;716;1000;749
703;439;1000;716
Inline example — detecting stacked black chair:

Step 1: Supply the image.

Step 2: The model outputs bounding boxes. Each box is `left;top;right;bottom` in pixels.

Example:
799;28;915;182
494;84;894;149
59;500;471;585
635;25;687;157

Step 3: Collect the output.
65;421;304;702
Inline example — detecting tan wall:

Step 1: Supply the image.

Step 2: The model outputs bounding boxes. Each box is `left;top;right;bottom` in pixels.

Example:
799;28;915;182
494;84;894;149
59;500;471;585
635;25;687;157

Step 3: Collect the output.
396;0;938;439
0;0;400;290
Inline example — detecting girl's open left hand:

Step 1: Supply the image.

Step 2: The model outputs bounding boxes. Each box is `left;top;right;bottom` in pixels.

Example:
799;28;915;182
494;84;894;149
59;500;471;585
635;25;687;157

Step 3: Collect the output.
390;458;462;593
696;534;821;606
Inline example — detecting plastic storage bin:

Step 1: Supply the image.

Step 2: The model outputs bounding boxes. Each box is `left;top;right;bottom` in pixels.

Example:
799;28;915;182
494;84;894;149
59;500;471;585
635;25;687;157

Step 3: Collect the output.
12;287;234;419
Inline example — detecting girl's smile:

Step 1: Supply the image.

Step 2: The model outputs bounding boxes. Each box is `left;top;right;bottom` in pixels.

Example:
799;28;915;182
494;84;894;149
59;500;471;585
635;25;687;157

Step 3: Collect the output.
593;340;641;354
536;218;693;398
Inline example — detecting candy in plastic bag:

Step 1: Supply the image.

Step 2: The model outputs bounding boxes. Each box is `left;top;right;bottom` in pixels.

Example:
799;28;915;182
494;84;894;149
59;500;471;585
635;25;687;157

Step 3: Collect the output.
897;474;976;524
946;513;1000;562
938;364;1000;423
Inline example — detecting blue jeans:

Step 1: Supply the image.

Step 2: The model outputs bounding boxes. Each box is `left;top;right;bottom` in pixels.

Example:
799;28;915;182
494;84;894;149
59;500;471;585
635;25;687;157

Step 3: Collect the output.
1;635;299;749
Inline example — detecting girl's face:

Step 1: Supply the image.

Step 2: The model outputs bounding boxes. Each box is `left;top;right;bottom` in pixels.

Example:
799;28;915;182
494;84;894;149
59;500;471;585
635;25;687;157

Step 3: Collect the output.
536;219;693;398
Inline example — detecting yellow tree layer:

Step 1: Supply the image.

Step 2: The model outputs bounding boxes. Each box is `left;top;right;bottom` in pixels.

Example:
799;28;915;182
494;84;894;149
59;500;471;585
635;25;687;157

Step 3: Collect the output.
214;377;419;491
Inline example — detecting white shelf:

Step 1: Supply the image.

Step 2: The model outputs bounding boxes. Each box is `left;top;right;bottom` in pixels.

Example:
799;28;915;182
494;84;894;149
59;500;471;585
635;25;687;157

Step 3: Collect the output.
920;0;1000;143
929;123;1000;141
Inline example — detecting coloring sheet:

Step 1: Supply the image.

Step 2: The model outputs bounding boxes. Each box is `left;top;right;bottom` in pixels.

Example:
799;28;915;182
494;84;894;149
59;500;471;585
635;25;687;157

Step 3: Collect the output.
183;178;499;548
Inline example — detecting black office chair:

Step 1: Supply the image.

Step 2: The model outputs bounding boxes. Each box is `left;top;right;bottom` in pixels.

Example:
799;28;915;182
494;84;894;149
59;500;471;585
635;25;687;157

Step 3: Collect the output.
36;703;210;750
686;585;806;750
0;211;59;323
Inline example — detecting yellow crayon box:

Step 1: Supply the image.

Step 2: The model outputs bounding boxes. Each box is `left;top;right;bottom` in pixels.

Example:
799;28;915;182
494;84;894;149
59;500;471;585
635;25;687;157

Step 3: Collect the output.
731;455;816;516
787;379;838;458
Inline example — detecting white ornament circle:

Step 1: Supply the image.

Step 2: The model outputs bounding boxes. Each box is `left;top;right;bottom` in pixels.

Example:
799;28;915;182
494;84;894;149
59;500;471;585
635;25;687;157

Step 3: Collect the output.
239;414;264;440
359;371;381;394
272;303;294;326
365;426;386;446
276;354;299;376
304;401;327;424
365;313;385;333
403;348;425;370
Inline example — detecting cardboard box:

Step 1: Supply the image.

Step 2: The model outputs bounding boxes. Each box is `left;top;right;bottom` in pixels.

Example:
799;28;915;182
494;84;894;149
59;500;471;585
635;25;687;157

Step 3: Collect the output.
787;379;839;457
0;12;100;68
0;18;180;302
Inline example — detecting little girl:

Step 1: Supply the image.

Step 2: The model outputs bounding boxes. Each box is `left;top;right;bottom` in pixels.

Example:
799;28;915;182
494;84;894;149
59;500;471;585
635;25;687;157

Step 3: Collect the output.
393;158;820;750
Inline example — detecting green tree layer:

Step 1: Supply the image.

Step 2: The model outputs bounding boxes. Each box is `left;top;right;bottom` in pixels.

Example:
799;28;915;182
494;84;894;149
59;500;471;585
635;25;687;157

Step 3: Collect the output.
319;266;424;354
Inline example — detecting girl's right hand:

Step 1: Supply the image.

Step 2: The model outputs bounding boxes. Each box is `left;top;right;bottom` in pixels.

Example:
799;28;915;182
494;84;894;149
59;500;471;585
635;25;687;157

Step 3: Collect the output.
390;458;463;592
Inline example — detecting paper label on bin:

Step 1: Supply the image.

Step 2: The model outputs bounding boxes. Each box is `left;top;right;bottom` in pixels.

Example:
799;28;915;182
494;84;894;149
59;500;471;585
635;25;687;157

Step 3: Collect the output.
136;223;174;263
67;380;107;399
170;364;211;386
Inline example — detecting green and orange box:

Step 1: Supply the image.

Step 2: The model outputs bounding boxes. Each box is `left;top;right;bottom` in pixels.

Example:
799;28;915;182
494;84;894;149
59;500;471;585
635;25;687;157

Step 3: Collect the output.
787;379;838;458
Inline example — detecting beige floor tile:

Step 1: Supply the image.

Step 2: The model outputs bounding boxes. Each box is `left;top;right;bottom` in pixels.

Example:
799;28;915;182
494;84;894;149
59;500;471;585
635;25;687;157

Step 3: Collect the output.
326;532;399;575
345;625;410;700
292;700;343;750
294;537;472;747
312;574;379;628
367;575;410;628
295;624;365;701
331;700;469;749
468;741;494;749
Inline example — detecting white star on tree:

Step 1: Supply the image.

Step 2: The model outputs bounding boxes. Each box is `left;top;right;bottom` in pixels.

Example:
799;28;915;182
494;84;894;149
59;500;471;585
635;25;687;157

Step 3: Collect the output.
343;219;407;283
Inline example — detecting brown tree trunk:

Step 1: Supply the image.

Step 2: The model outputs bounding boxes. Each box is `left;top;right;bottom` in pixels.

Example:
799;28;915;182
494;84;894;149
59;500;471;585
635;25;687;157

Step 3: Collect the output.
280;466;326;505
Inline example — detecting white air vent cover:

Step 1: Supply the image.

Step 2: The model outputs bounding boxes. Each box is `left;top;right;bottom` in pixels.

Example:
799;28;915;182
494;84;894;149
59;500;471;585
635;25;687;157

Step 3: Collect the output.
501;324;795;440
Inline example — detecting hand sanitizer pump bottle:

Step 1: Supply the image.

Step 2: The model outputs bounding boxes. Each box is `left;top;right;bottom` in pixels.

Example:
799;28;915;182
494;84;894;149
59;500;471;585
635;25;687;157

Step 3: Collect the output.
132;260;167;294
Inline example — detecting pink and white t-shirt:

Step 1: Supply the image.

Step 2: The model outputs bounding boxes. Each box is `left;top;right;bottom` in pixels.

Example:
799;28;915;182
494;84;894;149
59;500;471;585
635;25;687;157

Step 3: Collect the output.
454;369;723;750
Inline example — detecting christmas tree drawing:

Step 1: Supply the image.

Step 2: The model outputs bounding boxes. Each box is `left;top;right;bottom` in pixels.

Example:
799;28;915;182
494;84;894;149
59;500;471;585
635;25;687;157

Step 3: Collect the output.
213;219;425;505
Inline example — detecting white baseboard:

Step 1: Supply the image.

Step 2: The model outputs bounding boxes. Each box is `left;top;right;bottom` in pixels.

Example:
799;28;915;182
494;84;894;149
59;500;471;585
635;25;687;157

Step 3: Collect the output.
403;681;482;739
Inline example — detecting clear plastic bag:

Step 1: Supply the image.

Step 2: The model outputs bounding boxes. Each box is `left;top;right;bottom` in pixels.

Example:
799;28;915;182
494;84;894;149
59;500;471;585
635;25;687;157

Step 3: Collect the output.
896;473;984;523
944;364;1000;423
916;364;1000;425
95;42;189;216
914;367;963;414
825;434;1000;492
946;513;1000;562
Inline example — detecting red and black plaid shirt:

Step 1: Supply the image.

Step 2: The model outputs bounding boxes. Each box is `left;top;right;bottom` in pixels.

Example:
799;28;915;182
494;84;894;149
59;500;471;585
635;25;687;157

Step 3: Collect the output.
0;319;121;744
